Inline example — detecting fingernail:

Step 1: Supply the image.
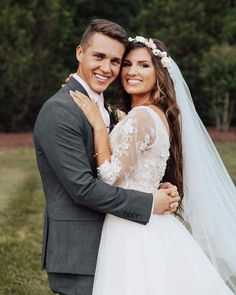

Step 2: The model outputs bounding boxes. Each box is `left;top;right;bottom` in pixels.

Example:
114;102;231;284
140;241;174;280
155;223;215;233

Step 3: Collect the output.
69;90;74;95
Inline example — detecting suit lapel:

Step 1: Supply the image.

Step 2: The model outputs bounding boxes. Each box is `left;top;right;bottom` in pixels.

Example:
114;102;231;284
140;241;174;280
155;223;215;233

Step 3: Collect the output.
67;78;118;133
67;77;89;97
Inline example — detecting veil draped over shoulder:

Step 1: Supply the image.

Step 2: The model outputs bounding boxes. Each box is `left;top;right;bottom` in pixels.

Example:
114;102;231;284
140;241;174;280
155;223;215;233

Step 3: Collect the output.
170;61;236;292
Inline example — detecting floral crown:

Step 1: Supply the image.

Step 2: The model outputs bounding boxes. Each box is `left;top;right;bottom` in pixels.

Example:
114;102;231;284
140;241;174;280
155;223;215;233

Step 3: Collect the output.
128;36;172;73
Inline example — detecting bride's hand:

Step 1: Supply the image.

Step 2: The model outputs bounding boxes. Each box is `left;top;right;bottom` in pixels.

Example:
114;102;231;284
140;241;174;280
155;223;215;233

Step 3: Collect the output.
70;90;106;130
61;73;73;87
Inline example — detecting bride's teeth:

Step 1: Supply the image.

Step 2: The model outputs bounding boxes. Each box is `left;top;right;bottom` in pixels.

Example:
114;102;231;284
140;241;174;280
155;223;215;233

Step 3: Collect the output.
128;79;141;85
95;74;108;80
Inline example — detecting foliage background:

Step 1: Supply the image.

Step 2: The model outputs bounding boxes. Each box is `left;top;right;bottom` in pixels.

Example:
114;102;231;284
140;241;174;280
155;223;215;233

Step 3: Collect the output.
0;0;236;132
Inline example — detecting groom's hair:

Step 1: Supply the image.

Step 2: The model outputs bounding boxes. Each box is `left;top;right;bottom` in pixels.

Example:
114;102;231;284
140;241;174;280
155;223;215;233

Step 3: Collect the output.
80;19;128;48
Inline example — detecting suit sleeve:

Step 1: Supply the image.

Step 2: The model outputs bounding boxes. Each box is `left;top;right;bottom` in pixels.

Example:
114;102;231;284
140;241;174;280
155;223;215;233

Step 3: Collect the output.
34;100;153;224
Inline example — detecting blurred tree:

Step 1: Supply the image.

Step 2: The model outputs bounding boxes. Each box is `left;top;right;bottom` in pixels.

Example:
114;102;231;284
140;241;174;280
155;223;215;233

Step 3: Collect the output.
0;0;73;131
221;7;236;44
0;0;236;131
0;0;145;131
133;0;236;126
200;43;236;131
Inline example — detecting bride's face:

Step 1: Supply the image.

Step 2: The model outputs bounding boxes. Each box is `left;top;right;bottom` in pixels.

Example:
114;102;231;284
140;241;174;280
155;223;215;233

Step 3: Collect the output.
121;47;157;98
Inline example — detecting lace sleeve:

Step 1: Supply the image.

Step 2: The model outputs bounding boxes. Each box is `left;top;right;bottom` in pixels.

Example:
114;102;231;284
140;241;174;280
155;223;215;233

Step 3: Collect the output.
97;107;157;185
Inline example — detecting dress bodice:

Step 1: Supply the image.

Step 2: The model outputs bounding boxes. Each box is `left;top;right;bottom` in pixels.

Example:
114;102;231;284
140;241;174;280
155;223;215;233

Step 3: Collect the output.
98;106;170;192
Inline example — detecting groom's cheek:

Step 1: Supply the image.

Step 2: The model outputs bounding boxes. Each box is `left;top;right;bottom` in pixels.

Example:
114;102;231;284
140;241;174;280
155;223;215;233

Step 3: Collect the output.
112;67;121;82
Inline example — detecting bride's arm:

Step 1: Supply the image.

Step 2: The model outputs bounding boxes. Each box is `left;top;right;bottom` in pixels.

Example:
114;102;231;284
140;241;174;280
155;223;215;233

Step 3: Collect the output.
70;91;158;184
70;91;180;213
93;125;112;165
70;90;112;167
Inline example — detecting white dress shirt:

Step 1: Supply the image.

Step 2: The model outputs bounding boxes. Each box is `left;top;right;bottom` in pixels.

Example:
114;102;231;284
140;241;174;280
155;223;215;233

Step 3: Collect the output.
73;73;110;128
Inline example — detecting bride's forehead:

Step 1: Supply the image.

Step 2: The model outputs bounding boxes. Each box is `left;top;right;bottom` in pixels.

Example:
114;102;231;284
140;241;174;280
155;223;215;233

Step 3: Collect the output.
125;47;152;61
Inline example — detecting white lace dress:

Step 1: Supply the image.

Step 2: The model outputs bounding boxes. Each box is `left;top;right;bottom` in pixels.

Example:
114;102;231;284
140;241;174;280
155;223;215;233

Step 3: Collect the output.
92;106;234;295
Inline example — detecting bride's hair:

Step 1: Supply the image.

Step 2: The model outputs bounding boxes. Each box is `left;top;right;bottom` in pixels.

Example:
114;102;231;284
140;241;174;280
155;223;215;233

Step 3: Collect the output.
117;39;184;212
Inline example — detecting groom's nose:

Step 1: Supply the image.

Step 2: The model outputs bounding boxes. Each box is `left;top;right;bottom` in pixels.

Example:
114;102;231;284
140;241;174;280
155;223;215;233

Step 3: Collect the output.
100;60;111;74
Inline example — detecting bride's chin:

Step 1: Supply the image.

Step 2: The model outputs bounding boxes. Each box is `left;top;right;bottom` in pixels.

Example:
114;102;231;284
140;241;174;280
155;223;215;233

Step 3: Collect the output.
124;89;142;95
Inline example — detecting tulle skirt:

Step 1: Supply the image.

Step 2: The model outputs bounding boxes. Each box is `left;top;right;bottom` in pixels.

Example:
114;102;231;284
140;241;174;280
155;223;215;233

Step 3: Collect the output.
92;212;234;294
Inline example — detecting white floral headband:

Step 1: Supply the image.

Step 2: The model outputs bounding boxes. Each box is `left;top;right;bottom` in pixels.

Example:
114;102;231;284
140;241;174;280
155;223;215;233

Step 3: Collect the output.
128;36;172;73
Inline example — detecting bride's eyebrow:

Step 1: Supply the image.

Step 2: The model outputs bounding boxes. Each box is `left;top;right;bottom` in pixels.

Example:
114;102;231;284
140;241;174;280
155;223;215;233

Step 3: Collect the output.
137;60;151;63
123;59;151;63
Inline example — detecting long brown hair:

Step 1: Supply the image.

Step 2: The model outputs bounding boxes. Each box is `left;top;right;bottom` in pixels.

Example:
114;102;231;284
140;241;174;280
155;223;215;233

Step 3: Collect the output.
117;38;184;212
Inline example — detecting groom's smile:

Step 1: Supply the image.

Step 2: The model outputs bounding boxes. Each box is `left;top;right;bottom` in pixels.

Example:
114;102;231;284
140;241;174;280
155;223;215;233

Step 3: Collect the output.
94;72;110;82
76;32;125;94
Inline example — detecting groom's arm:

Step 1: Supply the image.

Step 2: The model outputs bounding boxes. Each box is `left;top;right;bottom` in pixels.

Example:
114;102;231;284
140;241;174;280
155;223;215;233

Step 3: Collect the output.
34;99;153;224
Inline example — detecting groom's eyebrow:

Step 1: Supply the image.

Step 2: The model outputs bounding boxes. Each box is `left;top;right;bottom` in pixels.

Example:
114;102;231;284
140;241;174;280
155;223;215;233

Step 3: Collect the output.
92;51;105;56
138;60;151;63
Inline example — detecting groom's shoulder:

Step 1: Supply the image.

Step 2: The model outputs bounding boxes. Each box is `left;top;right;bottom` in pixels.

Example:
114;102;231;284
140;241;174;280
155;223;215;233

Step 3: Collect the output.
43;86;70;108
38;86;77;117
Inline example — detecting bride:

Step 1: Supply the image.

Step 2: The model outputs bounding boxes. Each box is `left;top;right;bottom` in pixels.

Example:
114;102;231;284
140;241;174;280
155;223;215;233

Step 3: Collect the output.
70;36;236;294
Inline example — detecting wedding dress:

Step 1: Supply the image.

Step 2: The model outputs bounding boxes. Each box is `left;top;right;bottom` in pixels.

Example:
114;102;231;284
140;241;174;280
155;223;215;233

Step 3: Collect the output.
91;106;234;295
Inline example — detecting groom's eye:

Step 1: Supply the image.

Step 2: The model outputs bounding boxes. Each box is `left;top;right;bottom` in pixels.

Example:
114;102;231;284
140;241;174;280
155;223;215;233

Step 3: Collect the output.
94;53;104;60
111;59;121;66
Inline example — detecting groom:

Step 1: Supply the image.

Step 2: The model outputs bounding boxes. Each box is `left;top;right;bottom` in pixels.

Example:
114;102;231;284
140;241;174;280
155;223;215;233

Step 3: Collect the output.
34;19;180;295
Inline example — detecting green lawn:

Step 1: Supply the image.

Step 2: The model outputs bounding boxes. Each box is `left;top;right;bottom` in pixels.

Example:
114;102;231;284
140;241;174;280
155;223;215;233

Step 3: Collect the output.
216;143;236;184
0;149;52;295
0;144;235;294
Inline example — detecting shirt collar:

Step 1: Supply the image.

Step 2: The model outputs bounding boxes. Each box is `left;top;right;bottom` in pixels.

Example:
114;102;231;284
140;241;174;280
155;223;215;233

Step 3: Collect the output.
73;73;104;106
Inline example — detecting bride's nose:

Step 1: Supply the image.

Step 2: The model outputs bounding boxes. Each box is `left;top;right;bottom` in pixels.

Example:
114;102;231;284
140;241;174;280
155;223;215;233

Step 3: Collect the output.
127;64;138;76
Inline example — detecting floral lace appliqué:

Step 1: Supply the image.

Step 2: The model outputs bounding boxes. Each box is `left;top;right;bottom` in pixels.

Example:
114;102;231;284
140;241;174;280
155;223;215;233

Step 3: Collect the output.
137;127;155;152
97;107;170;190
98;117;137;185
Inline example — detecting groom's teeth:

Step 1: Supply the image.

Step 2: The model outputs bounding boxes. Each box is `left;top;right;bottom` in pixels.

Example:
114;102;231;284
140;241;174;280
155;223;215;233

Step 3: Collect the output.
128;79;141;85
95;74;108;81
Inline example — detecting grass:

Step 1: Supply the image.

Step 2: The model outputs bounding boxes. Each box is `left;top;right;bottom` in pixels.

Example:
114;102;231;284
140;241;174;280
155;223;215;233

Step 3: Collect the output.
216;143;236;184
0;149;52;295
0;144;235;294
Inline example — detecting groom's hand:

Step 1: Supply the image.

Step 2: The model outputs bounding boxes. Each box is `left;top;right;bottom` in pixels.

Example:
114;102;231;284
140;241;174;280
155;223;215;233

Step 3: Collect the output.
159;182;175;190
159;182;180;213
153;185;180;215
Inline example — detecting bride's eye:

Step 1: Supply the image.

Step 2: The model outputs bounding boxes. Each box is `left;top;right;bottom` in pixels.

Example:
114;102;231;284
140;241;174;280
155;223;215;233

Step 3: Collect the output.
140;63;150;68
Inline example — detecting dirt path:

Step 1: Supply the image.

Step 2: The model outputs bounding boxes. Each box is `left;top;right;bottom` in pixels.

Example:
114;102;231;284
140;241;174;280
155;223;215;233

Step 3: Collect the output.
207;127;236;143
0;128;236;148
0;133;34;148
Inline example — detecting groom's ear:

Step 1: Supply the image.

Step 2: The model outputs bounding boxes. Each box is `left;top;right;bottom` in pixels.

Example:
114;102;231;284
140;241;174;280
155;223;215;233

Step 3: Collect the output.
76;45;83;62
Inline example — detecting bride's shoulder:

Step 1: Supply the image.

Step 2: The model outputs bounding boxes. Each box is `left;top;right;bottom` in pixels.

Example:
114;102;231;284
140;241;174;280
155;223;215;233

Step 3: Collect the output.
127;106;156;122
116;109;126;121
126;106;170;136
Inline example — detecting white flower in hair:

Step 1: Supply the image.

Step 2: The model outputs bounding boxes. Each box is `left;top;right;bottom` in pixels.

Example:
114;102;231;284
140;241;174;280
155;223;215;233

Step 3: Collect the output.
128;35;172;73
160;51;167;58
135;36;147;43
161;56;172;69
145;39;156;50
152;49;161;56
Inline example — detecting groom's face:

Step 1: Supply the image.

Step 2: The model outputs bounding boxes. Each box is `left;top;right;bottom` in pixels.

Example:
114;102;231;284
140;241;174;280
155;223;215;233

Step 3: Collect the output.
76;33;125;94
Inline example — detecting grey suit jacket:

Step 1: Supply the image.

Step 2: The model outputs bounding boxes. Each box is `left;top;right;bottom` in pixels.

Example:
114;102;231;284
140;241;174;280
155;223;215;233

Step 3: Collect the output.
33;77;153;275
